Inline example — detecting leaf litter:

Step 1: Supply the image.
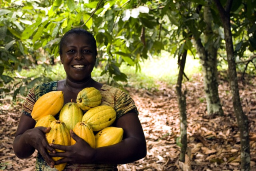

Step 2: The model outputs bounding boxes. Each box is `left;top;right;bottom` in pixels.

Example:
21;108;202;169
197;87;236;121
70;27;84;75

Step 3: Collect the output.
0;73;256;171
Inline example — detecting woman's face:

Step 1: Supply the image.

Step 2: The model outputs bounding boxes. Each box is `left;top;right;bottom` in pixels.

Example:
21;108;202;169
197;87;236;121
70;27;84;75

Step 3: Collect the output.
60;33;96;82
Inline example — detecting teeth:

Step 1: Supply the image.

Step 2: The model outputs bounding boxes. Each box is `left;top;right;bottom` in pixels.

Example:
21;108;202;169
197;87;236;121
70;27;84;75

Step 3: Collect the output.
73;65;84;68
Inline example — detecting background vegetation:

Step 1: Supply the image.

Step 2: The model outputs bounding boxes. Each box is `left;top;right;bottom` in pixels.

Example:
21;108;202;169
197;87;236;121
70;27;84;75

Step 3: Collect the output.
1;0;256;170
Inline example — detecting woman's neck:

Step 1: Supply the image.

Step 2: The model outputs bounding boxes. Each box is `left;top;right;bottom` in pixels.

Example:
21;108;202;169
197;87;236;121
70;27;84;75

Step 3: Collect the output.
64;78;94;91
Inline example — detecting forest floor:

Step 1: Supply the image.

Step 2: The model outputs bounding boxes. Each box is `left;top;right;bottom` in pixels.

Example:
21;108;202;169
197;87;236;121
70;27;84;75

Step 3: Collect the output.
1;73;256;171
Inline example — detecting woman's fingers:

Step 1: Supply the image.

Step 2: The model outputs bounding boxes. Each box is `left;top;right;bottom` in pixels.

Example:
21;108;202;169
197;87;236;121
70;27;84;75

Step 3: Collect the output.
50;144;69;151
70;130;81;143
35;127;56;167
43;127;51;133
52;155;71;165
49;150;68;158
37;146;55;167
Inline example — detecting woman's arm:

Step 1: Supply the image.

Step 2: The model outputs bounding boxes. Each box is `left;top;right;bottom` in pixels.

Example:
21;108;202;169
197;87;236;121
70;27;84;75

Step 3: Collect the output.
13;114;55;167
49;112;147;164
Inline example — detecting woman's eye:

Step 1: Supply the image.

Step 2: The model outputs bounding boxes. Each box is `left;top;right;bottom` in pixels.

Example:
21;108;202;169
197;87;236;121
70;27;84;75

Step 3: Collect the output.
67;49;75;54
83;49;91;54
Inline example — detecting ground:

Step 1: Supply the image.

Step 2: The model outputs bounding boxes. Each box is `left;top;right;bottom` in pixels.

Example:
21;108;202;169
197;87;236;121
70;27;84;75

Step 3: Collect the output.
0;73;256;171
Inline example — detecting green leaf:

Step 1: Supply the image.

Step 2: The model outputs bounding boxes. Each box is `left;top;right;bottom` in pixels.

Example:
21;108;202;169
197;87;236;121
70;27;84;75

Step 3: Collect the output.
235;41;243;52
185;38;192;50
83;14;93;29
114;52;135;66
33;21;48;43
113;72;127;82
8;28;21;39
166;11;179;26
104;31;113;44
84;1;98;8
249;37;256;50
140;17;158;29
5;40;16;51
0;9;11;15
248;24;256;34
27;77;43;89
161;0;174;17
61;19;68;28
121;56;135;66
21;18;42;40
52;23;60;38
1;75;13;84
0;88;10;93
17;40;25;55
53;0;63;7
67;0;76;11
110;63;121;75
46;38;61;47
231;0;243;13
0;65;4;76
0;26;7;40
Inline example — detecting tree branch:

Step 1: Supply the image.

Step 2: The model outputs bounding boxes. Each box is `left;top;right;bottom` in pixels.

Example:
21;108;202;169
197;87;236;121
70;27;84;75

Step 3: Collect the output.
225;0;233;13
236;55;256;64
80;0;104;27
213;0;228;21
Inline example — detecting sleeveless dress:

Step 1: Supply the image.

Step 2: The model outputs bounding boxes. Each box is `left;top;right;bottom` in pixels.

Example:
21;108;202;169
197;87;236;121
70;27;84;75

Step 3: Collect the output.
22;81;139;171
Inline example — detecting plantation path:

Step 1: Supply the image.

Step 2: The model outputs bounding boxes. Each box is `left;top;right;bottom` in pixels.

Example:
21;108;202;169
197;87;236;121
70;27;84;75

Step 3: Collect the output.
1;73;256;170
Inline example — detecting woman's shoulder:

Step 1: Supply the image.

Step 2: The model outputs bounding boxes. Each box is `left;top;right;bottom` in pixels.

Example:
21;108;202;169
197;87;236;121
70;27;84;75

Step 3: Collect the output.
101;84;123;92
100;84;127;96
33;81;58;99
34;81;58;90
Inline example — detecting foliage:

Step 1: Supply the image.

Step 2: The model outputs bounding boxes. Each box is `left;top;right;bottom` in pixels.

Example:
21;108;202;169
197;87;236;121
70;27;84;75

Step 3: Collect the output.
0;0;256;100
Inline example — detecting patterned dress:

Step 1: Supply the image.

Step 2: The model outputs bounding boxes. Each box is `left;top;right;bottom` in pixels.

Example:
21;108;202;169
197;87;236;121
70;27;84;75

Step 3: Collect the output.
22;81;139;171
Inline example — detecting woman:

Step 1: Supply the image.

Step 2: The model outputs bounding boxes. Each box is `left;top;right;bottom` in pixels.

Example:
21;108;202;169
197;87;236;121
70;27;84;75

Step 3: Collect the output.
13;28;147;170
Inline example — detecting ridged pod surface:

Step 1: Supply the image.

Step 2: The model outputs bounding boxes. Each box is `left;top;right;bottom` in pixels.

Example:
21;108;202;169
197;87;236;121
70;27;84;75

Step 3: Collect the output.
76;87;102;111
82;105;116;131
59;102;83;130
46;120;70;171
35;115;56;128
95;127;123;148
71;122;95;148
31;91;64;121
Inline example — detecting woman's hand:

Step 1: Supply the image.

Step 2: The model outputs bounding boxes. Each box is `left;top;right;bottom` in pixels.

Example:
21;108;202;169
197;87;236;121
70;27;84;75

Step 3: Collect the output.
49;130;95;165
27;127;56;166
13;114;55;168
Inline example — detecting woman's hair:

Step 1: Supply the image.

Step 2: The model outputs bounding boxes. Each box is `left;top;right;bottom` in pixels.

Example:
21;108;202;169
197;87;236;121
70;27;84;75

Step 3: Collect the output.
59;28;97;56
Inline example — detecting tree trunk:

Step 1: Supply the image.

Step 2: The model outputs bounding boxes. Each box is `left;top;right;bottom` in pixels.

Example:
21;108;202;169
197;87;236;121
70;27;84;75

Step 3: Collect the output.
193;1;224;116
213;0;250;170
176;50;187;162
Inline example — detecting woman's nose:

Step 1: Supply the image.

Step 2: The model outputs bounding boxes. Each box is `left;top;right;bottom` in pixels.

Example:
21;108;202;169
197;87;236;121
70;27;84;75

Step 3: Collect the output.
75;51;83;60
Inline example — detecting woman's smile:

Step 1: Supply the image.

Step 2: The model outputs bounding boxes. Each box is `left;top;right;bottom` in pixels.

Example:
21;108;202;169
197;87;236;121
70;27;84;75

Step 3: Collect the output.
72;64;86;69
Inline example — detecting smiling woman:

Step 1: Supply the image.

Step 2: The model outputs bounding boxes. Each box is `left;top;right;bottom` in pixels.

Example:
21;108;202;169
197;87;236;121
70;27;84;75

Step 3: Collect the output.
13;28;147;171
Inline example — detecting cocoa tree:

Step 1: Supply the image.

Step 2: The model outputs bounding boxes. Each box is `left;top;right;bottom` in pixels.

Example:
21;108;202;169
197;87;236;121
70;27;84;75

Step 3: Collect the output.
213;0;250;170
176;49;188;162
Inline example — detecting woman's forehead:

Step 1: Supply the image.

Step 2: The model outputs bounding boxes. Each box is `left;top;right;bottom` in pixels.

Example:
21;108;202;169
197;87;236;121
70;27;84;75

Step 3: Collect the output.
64;34;94;45
65;33;91;41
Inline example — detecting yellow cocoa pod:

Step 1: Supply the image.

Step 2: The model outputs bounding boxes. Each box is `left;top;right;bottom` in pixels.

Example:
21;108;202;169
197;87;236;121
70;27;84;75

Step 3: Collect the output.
95;127;123;148
82;105;116;131
76;87;102;111
46;120;70;171
59;102;83;130
32;91;64;121
35;115;56;128
71;122;95;148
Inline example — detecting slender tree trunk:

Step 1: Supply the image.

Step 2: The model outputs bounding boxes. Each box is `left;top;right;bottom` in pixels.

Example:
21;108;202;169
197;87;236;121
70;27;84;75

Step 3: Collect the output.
193;1;224;116
213;0;250;170
176;50;187;162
